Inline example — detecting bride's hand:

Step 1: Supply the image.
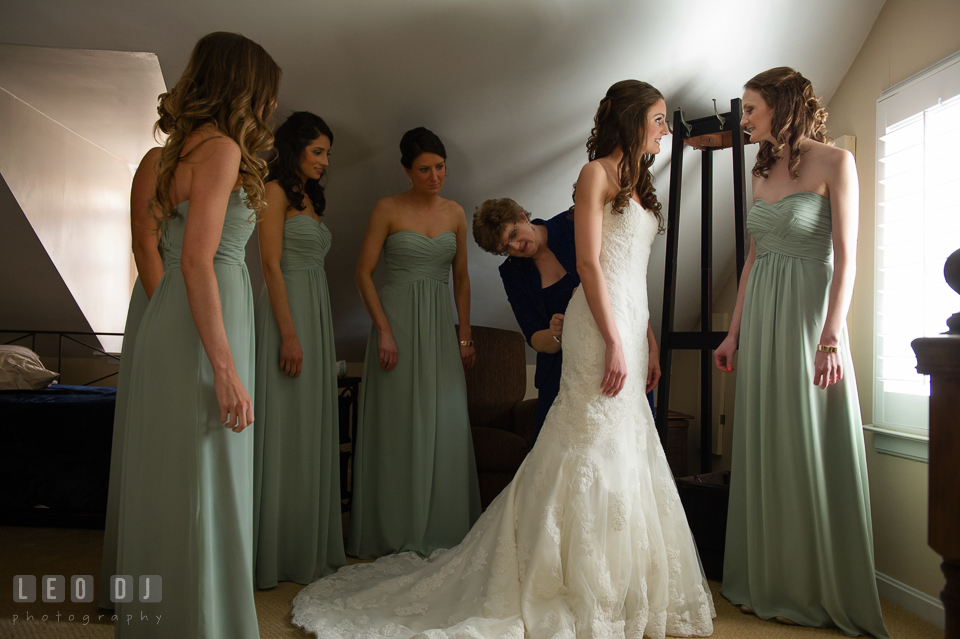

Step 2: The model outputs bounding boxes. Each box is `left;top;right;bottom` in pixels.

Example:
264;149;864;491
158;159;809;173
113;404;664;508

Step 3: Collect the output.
601;341;627;397
646;351;661;394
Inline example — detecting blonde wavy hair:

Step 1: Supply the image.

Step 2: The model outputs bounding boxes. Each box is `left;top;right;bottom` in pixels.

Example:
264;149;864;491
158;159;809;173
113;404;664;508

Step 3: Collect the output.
745;67;829;180
153;32;281;222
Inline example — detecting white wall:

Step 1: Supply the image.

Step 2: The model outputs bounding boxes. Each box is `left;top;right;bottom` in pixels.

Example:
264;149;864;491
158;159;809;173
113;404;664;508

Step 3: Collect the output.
0;89;132;339
0;45;165;350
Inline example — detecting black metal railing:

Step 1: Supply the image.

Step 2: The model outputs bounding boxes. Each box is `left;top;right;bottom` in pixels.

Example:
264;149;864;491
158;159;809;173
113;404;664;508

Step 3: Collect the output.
1;330;123;386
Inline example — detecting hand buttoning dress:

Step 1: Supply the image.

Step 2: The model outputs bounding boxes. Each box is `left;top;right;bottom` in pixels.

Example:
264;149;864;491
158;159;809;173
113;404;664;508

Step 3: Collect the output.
114;190;259;639
294;201;715;639
348;230;482;559
253;214;346;587
721;192;888;638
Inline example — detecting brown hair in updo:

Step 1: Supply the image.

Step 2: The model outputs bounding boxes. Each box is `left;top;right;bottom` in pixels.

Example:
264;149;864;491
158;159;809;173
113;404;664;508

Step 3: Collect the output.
575;79;665;232
153;31;282;223
399;127;446;169
745;67;828;180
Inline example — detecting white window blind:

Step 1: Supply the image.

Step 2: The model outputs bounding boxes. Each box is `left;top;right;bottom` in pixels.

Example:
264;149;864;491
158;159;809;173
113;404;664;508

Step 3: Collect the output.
874;51;960;434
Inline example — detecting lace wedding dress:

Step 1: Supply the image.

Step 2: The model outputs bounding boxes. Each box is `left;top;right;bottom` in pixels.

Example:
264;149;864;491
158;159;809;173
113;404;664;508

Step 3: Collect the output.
292;200;715;639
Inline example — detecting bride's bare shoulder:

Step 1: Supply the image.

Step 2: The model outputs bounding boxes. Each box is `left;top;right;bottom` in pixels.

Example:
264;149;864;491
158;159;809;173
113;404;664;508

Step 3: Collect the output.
578;158;619;200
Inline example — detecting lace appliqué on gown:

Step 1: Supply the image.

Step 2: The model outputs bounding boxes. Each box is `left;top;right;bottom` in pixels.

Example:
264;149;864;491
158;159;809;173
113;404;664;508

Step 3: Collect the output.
292;200;715;638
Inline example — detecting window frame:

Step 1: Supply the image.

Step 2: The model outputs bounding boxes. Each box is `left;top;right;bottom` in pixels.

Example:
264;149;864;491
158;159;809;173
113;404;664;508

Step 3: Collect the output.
868;49;960;462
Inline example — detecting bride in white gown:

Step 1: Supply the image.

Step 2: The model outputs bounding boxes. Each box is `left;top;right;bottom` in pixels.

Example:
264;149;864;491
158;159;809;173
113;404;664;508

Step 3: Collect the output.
292;80;716;639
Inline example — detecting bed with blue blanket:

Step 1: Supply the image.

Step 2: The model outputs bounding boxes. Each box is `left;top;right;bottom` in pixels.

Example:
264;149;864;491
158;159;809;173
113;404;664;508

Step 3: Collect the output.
0;384;116;527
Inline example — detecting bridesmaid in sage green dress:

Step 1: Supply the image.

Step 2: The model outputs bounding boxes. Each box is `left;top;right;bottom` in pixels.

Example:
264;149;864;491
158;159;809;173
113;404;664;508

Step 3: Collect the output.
99;147;163;610
715;67;888;638
349;127;481;559
253;112;345;587
113;32;280;639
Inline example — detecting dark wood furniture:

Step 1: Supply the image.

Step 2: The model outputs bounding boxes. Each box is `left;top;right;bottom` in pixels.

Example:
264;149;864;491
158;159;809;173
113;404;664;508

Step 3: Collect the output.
656;102;750;474
664;410;693;477
911;247;960;638
337;375;361;510
676;470;730;581
912;336;959;639
459;325;537;509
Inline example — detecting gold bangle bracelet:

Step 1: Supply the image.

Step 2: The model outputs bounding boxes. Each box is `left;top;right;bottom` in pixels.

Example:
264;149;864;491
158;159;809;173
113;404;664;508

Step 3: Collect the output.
460;340;474;347
816;344;838;353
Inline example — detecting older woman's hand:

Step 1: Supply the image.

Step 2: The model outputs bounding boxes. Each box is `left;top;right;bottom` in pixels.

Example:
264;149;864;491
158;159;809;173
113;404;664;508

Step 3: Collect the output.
549;314;564;343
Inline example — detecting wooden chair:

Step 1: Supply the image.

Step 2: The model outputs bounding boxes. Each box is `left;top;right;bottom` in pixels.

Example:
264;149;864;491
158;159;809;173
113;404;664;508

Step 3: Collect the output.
458;325;537;508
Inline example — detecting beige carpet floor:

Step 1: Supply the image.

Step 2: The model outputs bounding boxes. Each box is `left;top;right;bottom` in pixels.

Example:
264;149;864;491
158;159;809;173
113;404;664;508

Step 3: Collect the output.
1;525;944;638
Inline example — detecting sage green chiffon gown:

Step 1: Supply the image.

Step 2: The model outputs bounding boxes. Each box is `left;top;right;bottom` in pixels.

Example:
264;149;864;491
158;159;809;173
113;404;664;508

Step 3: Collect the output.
253;215;345;587
99;277;148;609
347;230;481;559
722;192;888;638
114;190;259;639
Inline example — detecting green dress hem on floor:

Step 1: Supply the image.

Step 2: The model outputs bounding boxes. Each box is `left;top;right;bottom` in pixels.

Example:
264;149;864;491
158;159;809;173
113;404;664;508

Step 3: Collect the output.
347;230;481;559
114;190;259;639
253;215;346;588
722;192;888;639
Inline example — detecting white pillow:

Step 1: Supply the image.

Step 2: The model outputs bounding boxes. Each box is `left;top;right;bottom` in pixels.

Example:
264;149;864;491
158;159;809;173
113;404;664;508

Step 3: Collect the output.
0;345;59;390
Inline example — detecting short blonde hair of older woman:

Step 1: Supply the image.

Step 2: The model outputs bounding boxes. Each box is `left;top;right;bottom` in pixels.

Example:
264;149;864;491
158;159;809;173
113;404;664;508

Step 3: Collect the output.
472;198;531;254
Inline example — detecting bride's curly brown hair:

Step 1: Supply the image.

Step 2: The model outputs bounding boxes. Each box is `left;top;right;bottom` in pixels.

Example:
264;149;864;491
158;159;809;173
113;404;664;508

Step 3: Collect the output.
745;67;829;180
153;32;281;223
574;79;665;232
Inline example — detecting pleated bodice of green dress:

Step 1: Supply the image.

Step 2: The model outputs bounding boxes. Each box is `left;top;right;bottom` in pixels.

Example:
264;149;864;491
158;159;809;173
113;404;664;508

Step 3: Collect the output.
722;192;888;638
115;189;260;639
348;230;481;559
279;215;330;269
253;215;345;588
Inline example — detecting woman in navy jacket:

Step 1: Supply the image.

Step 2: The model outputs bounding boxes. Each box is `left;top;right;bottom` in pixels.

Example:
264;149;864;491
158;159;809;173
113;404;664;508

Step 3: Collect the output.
473;198;579;440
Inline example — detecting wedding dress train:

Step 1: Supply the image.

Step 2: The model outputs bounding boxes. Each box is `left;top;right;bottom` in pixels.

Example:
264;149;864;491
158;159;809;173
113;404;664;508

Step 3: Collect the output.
292;200;715;639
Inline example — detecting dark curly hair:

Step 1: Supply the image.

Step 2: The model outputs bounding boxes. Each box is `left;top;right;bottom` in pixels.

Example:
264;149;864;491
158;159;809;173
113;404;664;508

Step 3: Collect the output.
574;80;665;232
745;67;829;180
267;111;334;215
399;127;446;168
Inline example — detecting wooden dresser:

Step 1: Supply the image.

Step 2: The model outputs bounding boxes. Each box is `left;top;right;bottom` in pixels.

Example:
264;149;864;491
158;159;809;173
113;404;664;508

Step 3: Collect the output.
912;335;960;639
911;248;960;638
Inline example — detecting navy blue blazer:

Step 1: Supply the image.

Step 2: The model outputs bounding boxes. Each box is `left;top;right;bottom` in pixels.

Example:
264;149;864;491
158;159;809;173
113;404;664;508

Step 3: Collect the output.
499;211;579;433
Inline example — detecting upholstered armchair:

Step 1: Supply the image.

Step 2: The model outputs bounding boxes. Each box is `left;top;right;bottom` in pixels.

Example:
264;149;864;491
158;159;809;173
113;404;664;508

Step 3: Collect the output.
458;325;537;508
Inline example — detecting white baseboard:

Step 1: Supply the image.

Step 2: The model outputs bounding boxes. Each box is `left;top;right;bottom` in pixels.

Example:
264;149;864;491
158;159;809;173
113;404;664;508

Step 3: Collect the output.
876;571;945;629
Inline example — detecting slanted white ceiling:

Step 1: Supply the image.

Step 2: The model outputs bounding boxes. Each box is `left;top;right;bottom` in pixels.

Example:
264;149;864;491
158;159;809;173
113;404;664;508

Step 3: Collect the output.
0;0;885;360
0;44;165;168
